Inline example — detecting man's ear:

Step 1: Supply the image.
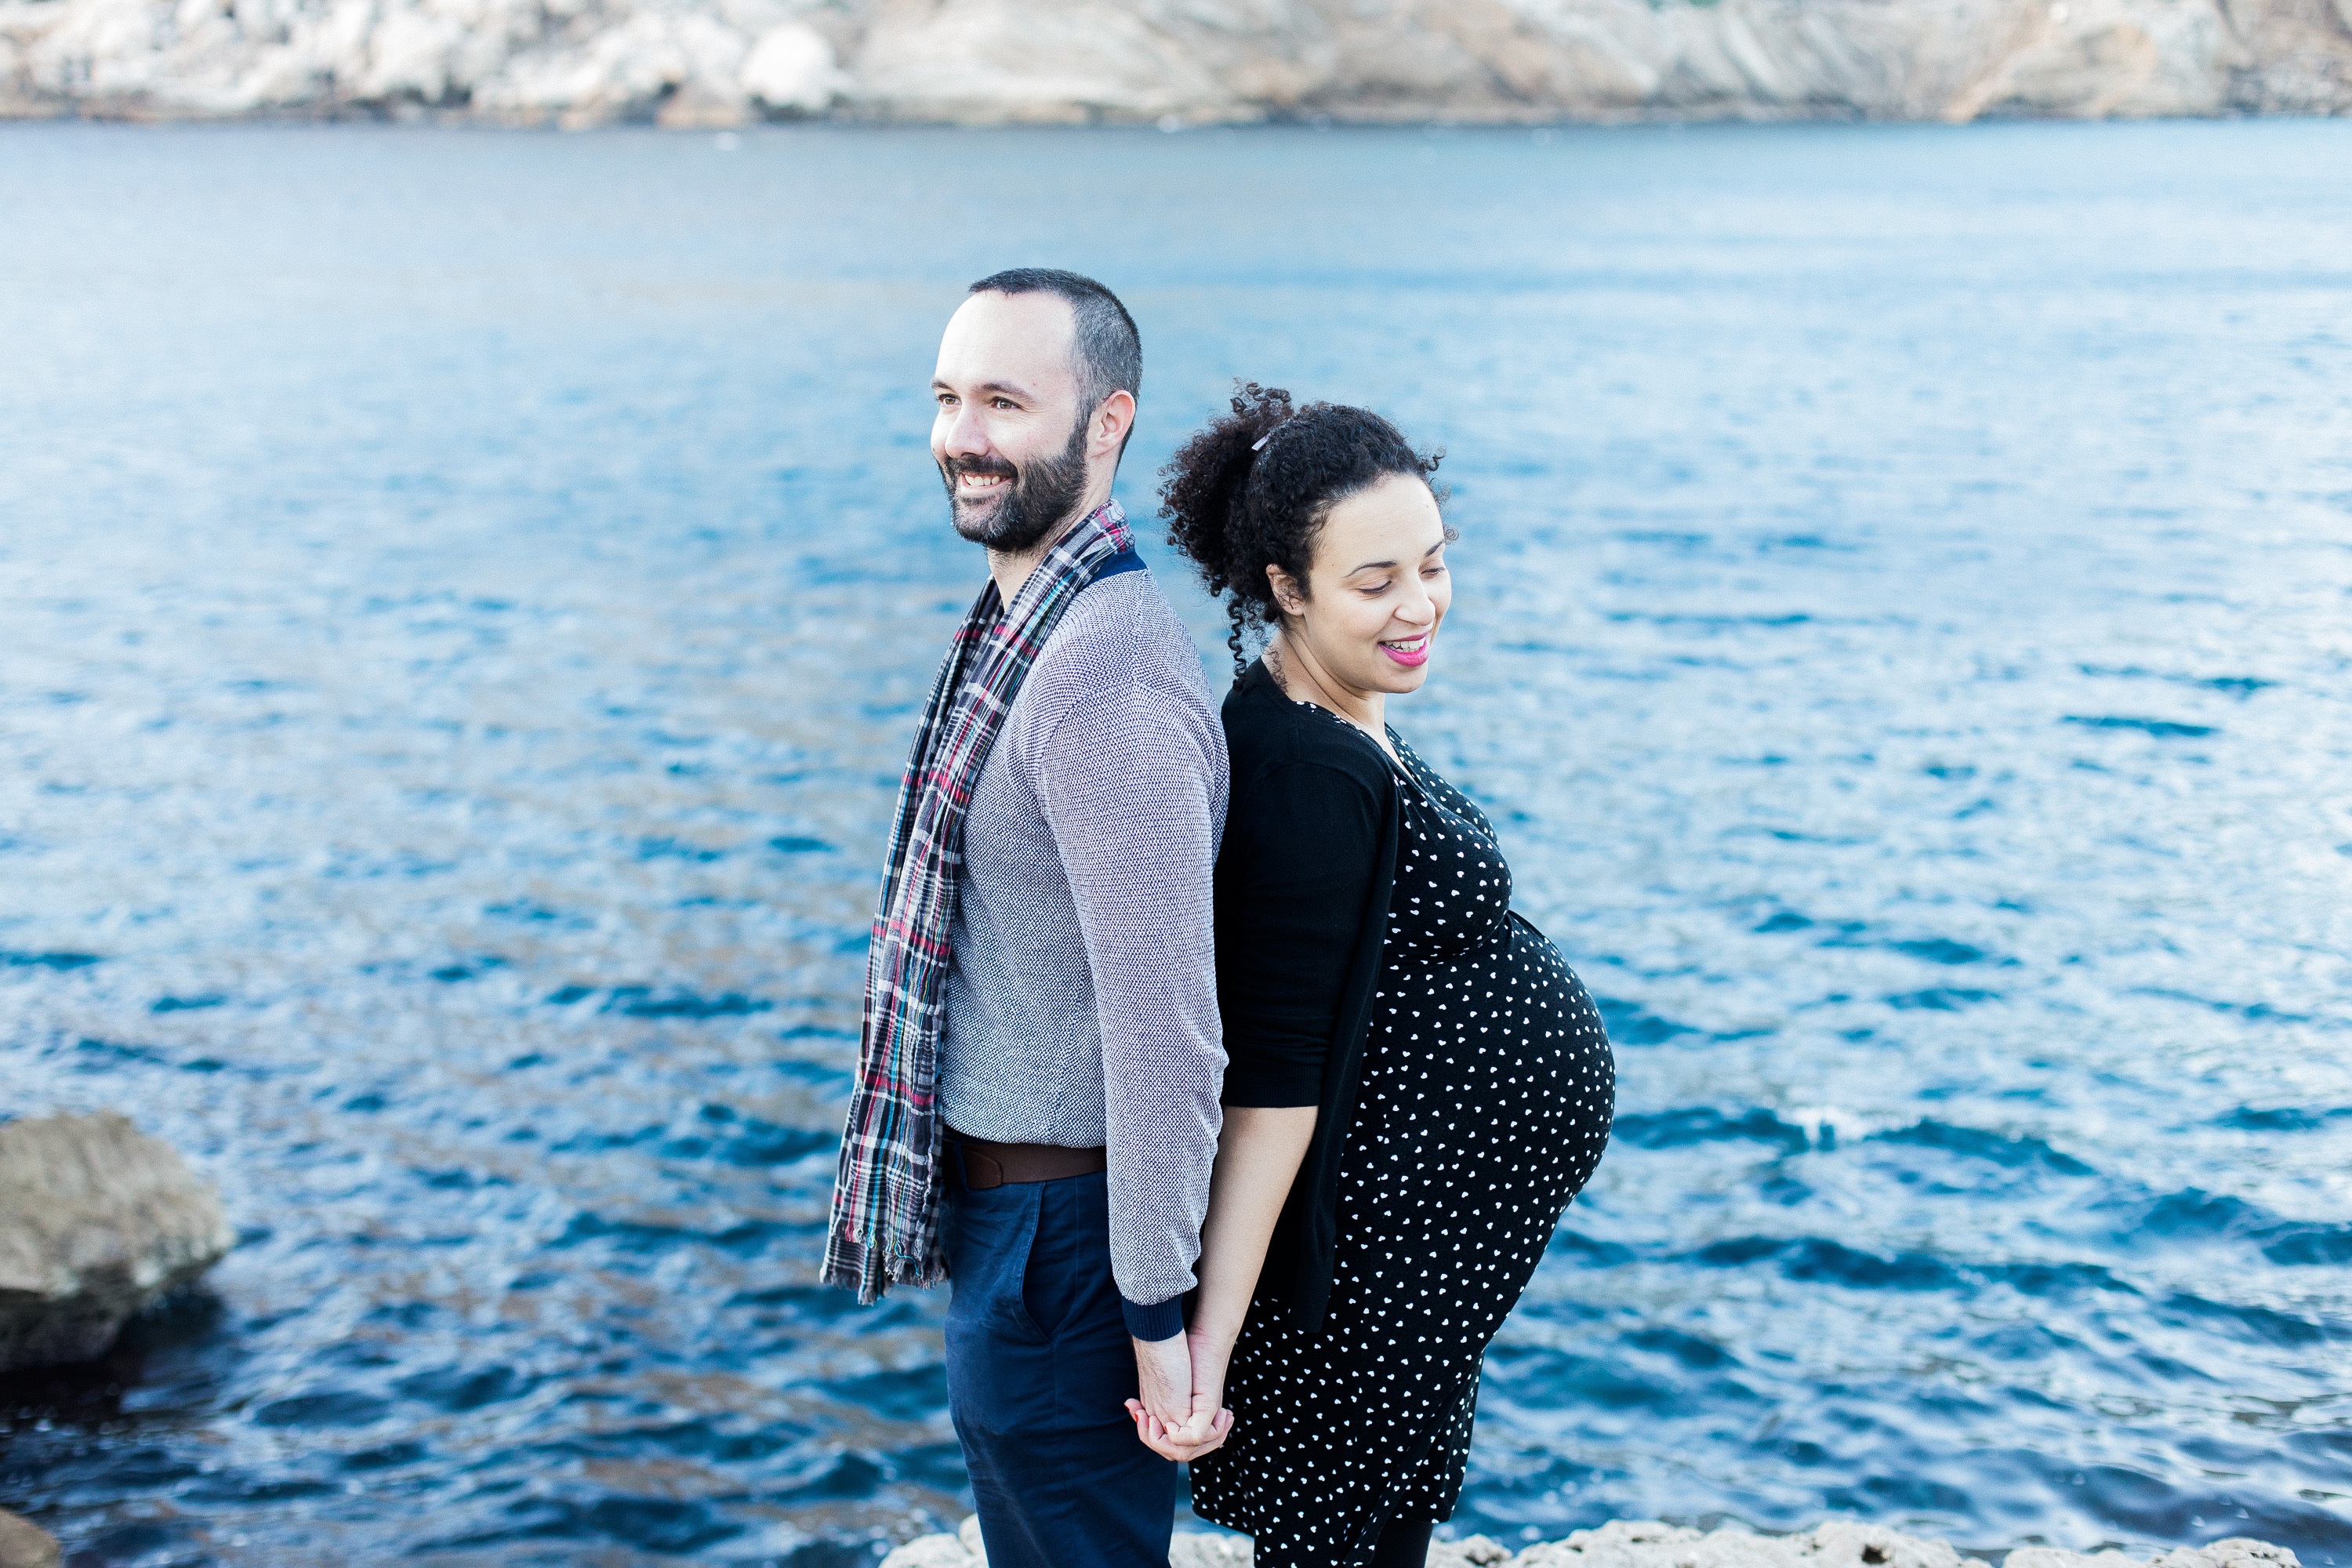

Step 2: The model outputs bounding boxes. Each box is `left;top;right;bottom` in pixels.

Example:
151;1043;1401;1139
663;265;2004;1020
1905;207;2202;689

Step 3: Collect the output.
1091;390;1136;460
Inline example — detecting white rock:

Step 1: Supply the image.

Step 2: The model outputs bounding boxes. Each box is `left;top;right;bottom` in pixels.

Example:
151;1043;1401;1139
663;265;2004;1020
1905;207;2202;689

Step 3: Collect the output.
1170;1530;1256;1566
1517;1518;1997;1568
853;0;1233;123
877;1518;1256;1567
740;19;839;111
1806;1516;1977;1568
877;1534;975;1568
1519;1519;1704;1568
0;1112;237;1370
2153;1544;2302;1568
356;3;463;100
0;1508;63;1568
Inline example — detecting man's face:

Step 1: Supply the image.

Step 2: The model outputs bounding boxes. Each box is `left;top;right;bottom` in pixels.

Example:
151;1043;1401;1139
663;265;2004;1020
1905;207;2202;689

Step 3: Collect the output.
931;292;1094;553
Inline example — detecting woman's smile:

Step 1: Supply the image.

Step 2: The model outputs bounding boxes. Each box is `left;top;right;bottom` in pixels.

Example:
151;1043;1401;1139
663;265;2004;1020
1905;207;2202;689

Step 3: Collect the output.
1379;631;1431;667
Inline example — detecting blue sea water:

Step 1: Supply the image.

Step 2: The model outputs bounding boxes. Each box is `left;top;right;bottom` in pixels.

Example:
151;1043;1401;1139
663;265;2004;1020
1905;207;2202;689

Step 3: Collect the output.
2;117;2350;1566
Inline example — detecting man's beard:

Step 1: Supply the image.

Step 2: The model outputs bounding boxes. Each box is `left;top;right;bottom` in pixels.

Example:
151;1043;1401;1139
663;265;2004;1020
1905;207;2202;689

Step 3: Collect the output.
942;414;1091;554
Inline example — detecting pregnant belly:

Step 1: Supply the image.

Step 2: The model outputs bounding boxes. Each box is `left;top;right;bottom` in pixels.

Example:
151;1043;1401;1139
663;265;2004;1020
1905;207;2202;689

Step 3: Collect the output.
1364;916;1614;1145
1344;919;1616;1248
1486;917;1616;1124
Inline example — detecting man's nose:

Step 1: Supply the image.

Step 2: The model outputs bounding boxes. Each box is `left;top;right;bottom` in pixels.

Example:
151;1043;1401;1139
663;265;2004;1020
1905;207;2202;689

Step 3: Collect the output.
940;399;990;458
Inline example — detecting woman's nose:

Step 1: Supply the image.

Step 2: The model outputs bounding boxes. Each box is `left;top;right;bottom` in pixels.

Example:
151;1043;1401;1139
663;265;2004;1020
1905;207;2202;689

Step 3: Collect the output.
1397;579;1436;627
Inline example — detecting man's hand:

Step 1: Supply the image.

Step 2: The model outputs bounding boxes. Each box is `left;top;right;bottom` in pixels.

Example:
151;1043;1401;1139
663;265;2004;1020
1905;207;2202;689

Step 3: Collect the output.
1125;1333;1231;1461
1131;1331;1191;1429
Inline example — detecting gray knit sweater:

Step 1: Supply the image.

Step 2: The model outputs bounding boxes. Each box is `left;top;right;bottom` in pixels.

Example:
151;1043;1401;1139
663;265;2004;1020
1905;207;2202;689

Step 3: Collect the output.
938;566;1229;1334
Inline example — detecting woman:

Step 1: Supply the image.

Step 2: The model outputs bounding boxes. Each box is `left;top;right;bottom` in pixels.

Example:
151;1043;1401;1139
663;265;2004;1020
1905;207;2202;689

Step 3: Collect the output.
1127;386;1616;1566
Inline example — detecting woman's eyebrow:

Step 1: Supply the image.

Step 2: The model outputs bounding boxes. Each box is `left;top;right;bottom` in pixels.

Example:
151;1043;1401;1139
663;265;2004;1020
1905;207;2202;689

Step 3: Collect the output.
1346;542;1445;573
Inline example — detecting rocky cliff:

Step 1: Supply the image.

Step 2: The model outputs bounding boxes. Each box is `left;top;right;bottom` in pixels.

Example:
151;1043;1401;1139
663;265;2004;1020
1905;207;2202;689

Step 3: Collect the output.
3;0;2348;124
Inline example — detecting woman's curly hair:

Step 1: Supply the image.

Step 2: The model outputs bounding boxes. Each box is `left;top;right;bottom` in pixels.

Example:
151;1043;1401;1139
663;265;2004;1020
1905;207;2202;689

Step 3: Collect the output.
1159;383;1446;678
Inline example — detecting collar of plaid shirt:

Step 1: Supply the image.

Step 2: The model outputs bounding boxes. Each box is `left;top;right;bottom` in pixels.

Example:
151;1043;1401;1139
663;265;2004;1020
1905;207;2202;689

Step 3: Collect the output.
823;500;1137;1302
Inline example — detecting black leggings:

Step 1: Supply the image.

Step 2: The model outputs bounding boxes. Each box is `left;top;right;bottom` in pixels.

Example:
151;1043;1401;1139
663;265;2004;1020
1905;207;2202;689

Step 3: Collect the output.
1369;1517;1433;1567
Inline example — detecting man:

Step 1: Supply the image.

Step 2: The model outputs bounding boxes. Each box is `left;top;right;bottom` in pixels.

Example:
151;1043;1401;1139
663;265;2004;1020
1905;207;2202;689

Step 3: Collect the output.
825;269;1228;1566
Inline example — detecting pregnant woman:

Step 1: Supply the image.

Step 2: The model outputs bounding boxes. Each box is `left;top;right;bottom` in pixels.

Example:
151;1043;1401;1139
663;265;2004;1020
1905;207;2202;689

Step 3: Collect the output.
1131;387;1616;1566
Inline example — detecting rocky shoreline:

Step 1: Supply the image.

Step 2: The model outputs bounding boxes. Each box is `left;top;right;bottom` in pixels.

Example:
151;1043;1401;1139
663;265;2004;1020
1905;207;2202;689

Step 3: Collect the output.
883;1517;2303;1568
3;0;2348;130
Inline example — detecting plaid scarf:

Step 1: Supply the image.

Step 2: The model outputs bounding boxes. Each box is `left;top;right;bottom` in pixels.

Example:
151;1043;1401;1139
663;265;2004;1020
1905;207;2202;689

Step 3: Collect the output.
823;500;1136;1302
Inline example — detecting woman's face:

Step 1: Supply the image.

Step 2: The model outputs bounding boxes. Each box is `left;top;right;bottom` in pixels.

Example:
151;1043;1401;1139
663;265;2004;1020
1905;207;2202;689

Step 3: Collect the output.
1272;473;1451;698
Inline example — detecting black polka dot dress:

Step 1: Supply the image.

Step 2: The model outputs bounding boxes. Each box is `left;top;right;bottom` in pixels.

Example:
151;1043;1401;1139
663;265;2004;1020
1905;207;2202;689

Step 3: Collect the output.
1190;713;1615;1566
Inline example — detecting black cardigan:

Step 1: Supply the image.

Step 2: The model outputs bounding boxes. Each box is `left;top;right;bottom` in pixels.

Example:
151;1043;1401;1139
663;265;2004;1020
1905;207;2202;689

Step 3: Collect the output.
1214;660;1399;1333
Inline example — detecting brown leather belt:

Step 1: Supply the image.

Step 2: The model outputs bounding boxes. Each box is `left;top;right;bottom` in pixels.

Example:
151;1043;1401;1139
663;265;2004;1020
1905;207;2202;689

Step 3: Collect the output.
953;1135;1108;1191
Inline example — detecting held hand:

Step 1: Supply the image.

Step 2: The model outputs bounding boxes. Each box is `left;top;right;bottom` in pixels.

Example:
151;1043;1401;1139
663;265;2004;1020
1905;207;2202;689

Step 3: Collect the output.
1131;1332;1192;1430
1121;1102;1315;1466
1127;1397;1232;1461
1125;1325;1235;1461
1182;1323;1232;1423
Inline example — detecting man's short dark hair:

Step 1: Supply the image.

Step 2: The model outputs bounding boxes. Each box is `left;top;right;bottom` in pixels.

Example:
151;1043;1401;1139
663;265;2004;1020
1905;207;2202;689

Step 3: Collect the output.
967;268;1142;439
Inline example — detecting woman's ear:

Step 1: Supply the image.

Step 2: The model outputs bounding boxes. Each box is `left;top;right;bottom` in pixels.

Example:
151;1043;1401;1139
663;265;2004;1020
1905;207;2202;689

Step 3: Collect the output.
1265;562;1307;618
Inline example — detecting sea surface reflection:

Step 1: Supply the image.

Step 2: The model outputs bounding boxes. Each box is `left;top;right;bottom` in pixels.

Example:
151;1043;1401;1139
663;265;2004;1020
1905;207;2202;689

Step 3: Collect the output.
2;119;2349;1566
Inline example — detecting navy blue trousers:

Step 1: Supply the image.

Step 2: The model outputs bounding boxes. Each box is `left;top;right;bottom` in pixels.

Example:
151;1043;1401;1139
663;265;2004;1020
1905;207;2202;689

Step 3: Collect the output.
944;1165;1175;1568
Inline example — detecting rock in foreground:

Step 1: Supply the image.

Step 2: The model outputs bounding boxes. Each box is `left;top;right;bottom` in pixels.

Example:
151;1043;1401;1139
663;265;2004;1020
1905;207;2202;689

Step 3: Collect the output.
0;1111;236;1370
881;1515;2302;1568
1517;1519;2300;1568
0;1510;63;1568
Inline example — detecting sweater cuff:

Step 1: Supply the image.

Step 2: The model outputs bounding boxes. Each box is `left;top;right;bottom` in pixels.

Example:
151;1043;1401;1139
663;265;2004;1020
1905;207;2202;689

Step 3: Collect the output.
1121;1294;1185;1342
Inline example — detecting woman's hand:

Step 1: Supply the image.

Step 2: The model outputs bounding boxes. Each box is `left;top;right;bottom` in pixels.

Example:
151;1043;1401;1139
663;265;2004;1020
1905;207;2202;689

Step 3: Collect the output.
1127;1323;1236;1460
1180;1322;1234;1432
1127;1401;1232;1461
1124;1396;1232;1461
